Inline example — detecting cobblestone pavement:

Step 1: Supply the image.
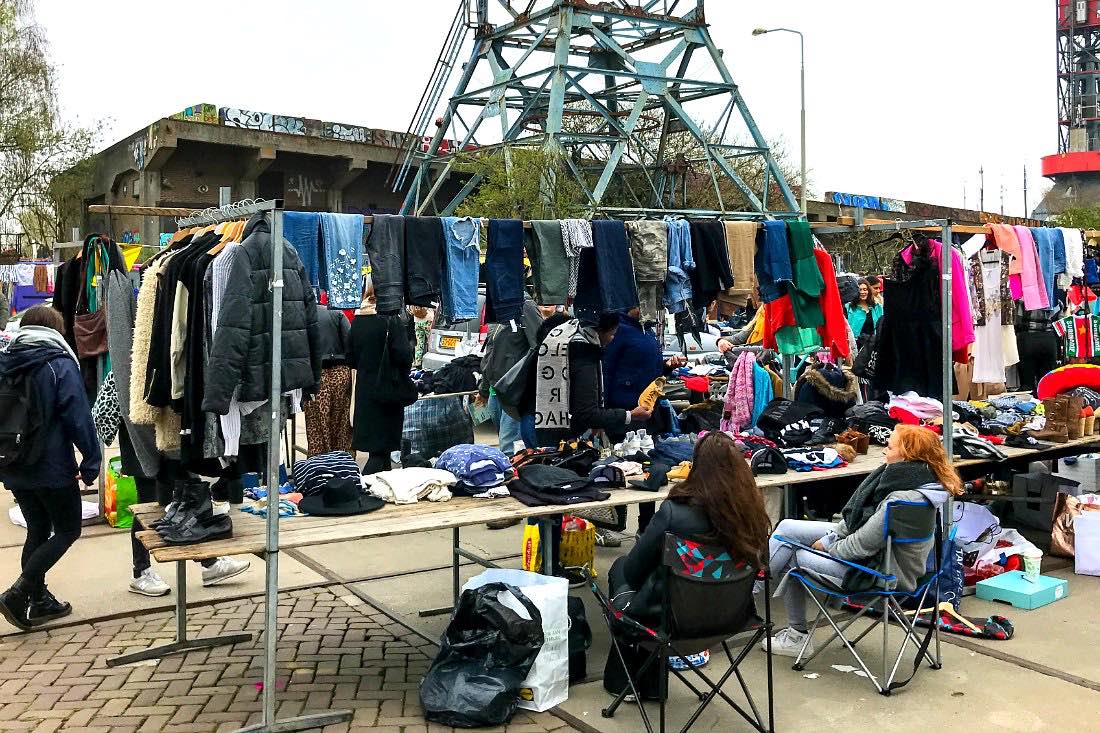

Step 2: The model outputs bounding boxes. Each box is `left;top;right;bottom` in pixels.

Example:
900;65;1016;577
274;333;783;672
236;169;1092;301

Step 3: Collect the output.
0;586;577;733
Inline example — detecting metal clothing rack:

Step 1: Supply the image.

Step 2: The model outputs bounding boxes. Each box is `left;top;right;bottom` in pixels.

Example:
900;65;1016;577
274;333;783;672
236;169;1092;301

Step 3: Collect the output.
172;199;352;733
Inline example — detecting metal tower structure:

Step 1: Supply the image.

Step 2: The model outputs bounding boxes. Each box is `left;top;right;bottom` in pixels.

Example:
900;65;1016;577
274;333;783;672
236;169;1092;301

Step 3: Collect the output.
1056;0;1100;153
394;0;800;218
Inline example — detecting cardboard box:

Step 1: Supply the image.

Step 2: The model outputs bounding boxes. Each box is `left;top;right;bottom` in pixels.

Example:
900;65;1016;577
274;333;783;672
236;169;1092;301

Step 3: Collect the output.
975;571;1068;610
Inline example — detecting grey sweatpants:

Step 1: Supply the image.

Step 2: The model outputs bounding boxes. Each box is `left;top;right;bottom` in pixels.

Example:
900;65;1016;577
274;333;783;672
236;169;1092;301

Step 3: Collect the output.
768;519;851;630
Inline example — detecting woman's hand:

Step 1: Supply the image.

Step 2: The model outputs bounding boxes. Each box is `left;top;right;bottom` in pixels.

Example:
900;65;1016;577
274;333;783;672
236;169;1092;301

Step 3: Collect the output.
811;539;825;551
717;338;733;353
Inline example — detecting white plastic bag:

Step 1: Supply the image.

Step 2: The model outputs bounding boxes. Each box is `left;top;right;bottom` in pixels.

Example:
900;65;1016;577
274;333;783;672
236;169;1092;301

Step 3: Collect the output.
1075;513;1100;576
463;568;569;711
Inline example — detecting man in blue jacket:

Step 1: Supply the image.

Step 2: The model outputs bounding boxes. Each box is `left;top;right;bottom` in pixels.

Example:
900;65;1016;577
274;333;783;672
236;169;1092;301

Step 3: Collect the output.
0;306;100;630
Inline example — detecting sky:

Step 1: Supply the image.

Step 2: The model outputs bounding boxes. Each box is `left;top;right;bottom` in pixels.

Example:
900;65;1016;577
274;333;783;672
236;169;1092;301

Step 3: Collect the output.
35;0;1052;216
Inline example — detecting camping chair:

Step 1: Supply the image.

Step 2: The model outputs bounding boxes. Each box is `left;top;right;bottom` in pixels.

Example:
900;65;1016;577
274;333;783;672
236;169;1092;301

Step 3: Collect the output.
589;534;774;733
774;494;948;696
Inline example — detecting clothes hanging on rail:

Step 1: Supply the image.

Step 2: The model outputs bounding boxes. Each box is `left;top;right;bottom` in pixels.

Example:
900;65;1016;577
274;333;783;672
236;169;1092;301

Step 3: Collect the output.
900;238;974;361
663;217;693;314
1011;225;1049;311
591;220;639;315
756;220;793;304
402;216;444;308
305;310;353;456
625;220;667;324
971;250;1015;385
319;213;366;309
284;211;321;288
442;216;482;319
785;220;824;329
722;221;757;304
687;220;733;311
484;219;525;324
366;213;406;315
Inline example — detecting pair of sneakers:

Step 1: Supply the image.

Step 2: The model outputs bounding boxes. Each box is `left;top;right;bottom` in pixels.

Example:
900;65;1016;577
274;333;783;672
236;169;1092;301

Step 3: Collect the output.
129;557;251;597
761;627;814;658
614;430;655;457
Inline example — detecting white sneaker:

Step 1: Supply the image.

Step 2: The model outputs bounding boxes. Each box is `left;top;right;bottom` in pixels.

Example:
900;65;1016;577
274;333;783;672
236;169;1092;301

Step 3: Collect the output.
202;557;250;586
637;429;654;452
129;568;170;597
623;431;640;455
761;627;813;658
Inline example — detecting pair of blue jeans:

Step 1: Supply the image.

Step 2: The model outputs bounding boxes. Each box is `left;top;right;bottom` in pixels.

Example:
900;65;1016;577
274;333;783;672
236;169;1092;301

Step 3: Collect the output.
485;219;525;324
441;216;480;320
487;393;522;455
319;213;365;309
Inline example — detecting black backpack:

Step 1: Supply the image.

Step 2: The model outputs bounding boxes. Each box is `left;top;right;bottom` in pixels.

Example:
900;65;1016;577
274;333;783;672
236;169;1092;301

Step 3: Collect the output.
0;368;44;468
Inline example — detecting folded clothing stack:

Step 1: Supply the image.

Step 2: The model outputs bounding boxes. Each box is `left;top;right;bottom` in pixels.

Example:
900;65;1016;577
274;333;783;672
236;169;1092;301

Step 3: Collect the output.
291;451;360;497
509;464;609;507
437;444;515;496
782;447;846;472
363;467;457;504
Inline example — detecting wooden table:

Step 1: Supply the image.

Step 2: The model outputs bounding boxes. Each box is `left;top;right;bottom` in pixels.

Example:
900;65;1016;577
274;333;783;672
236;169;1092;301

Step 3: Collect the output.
113;433;1100;669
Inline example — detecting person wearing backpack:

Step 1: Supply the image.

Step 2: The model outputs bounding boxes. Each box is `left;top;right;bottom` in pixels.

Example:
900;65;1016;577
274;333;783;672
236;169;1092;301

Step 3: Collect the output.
0;305;100;630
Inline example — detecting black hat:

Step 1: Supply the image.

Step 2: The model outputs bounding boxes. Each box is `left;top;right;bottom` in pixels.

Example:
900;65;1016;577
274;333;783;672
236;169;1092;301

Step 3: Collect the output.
751;448;788;476
628;463;670;492
298;477;385;516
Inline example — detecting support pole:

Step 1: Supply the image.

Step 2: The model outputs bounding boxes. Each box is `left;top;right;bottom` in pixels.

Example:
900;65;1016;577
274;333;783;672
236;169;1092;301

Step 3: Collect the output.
941;222;953;461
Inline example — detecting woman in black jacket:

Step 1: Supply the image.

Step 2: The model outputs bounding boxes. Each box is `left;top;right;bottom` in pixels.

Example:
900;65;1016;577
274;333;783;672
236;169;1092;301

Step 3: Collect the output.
605;431;771;694
347;283;416;475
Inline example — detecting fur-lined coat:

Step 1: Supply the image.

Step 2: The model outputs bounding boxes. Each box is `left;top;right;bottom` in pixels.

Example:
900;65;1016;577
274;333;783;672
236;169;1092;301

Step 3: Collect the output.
129;254;182;452
794;364;859;419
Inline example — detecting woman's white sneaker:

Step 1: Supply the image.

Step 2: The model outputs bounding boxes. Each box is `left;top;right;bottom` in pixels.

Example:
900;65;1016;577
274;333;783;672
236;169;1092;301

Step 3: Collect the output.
129;568;170;597
202;557;250;586
761;627;813;658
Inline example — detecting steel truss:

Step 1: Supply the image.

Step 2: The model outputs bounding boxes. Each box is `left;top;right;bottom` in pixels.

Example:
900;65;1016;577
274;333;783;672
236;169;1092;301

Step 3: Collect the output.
397;0;800;218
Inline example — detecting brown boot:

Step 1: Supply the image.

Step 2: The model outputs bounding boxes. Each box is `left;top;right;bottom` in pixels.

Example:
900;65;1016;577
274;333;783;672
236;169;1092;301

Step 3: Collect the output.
1032;397;1069;444
1068;395;1086;440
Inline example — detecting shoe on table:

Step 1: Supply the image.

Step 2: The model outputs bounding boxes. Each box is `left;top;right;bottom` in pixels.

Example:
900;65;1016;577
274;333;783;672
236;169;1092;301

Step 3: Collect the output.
486;518;521;530
28;586;72;626
761;627;814;658
595;529;624;548
129;568;171;597
202;557;250;586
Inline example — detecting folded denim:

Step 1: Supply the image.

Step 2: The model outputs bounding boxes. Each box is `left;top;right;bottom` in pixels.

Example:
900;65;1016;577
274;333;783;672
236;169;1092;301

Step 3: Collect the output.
403;216;445;307
441;216;481;320
366;214;406;314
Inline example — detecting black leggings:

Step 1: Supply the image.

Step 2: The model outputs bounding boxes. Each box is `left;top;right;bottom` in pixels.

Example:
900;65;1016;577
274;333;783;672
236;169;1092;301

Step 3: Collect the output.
11;484;82;593
132;470;215;578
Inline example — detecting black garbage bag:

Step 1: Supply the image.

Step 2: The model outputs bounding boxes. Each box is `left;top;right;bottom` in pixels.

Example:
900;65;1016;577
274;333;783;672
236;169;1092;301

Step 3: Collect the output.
419;582;545;728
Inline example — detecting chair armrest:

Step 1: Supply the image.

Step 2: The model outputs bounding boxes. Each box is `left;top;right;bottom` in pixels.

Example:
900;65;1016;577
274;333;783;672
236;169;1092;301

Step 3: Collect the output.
774;535;898;583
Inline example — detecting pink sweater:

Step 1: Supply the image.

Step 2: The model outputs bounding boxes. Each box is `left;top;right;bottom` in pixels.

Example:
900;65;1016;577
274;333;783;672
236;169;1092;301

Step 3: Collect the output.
901;239;974;354
1011;225;1049;311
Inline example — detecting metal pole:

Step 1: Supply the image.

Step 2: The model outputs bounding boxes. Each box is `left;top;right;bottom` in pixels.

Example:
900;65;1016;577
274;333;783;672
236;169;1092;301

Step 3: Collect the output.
798;31;807;216
941;222;953;461
262;207;285;727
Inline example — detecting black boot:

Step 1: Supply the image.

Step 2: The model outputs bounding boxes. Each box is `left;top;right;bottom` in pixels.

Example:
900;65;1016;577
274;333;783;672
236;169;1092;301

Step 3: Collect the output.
151;480;189;528
0;577;34;631
806;417;846;447
28;585;72;626
155;480;212;535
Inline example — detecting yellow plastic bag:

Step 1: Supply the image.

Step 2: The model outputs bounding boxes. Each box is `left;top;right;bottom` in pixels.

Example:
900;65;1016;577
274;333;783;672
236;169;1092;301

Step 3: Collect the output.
560;518;596;577
522;522;541;572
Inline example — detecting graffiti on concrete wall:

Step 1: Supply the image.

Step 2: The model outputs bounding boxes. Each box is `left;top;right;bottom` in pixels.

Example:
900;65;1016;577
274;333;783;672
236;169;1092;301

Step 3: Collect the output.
128;136;146;170
373;129;408;148
287;173;327;207
171;104;218;124
322;122;371;143
219;107;308;135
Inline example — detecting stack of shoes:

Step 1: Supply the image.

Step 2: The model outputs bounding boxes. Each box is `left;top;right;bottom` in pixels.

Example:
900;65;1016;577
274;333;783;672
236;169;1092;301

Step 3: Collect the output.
154;480;233;545
1031;397;1069;444
1084;406;1097;436
1068;395;1086;441
805;418;845;447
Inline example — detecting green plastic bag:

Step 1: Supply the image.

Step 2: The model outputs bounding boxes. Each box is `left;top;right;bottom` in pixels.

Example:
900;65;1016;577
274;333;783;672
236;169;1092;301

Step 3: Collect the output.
106;457;138;528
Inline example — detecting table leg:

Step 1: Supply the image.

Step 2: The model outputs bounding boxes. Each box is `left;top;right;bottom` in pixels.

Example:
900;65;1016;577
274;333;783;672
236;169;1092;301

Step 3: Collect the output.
539;517;555;576
783;483;795;520
106;561;252;667
416;526;509;618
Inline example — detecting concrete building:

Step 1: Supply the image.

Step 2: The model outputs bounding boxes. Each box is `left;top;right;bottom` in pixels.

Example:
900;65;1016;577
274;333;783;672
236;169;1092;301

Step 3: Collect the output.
70;104;463;245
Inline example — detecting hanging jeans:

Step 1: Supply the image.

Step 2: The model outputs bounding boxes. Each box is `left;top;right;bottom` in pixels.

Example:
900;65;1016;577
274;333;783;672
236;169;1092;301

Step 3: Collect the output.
591;220;640;314
319;213;365;309
366;214;406;314
304;365;354;456
10;484;82;593
284;211;321;289
442;216;481;320
404;216;445;307
485;219;525;324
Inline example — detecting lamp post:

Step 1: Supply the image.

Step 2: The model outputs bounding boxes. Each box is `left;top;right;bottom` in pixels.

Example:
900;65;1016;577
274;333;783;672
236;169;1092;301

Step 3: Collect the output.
753;27;806;216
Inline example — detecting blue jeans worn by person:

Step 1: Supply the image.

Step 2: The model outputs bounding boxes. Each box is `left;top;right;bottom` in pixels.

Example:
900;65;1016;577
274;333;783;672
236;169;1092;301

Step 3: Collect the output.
768;519;851;631
487;393;522;455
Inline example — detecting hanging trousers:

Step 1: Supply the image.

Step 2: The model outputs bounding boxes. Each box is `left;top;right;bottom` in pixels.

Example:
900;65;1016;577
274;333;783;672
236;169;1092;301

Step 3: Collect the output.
305;365;354;457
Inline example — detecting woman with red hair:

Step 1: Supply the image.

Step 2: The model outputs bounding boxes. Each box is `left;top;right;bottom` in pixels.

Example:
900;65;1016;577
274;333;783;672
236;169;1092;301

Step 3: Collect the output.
762;425;962;657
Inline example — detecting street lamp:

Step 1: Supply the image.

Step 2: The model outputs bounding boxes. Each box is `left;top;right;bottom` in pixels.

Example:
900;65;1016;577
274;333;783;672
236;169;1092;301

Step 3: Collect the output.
753;27;806;216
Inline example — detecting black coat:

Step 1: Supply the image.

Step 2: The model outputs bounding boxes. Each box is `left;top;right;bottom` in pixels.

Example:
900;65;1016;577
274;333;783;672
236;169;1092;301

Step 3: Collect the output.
618;500;714;618
534;340;630;447
348;314;414;453
203;214;322;414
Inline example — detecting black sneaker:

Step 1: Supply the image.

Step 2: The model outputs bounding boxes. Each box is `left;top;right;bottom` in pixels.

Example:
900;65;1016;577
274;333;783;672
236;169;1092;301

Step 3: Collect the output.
28;586;72;626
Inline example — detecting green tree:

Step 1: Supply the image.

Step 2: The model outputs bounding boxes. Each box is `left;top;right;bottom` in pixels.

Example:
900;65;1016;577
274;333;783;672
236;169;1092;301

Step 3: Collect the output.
1052;206;1100;230
1;0;96;254
454;146;586;220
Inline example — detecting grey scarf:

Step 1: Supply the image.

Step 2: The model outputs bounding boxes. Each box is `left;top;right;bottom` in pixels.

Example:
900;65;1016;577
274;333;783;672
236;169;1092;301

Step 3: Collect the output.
534;319;600;432
560;219;593;299
10;326;77;362
842;461;936;534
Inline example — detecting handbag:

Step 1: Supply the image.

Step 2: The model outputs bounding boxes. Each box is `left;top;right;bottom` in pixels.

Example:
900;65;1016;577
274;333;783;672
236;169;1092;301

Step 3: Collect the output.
74;238;109;359
851;325;878;379
494;347;535;419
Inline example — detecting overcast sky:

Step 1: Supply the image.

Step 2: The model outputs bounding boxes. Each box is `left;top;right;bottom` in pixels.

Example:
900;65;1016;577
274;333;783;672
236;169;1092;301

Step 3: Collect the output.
36;0;1052;216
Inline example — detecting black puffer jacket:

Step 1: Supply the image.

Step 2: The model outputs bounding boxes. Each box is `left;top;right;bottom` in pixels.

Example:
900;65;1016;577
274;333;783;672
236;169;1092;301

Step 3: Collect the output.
203;214;322;414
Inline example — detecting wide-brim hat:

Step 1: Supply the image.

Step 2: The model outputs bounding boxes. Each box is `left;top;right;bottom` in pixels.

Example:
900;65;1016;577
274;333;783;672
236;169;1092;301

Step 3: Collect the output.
299;477;385;516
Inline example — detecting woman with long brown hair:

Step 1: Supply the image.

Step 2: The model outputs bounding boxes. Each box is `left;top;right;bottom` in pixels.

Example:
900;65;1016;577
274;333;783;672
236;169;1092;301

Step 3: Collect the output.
604;432;771;693
763;424;961;658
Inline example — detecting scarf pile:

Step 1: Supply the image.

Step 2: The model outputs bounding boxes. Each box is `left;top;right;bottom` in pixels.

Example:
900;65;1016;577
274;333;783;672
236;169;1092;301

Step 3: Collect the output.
842;461;936;534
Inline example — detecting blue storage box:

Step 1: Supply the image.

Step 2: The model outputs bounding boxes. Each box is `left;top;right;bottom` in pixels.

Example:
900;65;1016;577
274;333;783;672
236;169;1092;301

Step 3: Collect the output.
975;571;1068;610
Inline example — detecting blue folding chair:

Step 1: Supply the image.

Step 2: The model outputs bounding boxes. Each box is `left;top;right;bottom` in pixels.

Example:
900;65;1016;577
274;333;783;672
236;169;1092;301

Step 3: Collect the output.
774;490;949;695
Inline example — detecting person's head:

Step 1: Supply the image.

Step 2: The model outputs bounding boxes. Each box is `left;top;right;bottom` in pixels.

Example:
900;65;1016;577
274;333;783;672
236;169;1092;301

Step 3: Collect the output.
667;432;772;566
626;306;641;321
866;275;882;299
20;305;64;333
885;425;963;495
595;312;619;347
857;278;873;306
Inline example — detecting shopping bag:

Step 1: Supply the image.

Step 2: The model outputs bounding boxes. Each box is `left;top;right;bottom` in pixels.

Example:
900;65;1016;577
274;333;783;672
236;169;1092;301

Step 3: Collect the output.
1075;513;1100;576
963;528;1042;584
522;521;541;573
1051;492;1100;558
560;517;596;577
105;457;138;528
419;582;544;727
464;569;570;712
